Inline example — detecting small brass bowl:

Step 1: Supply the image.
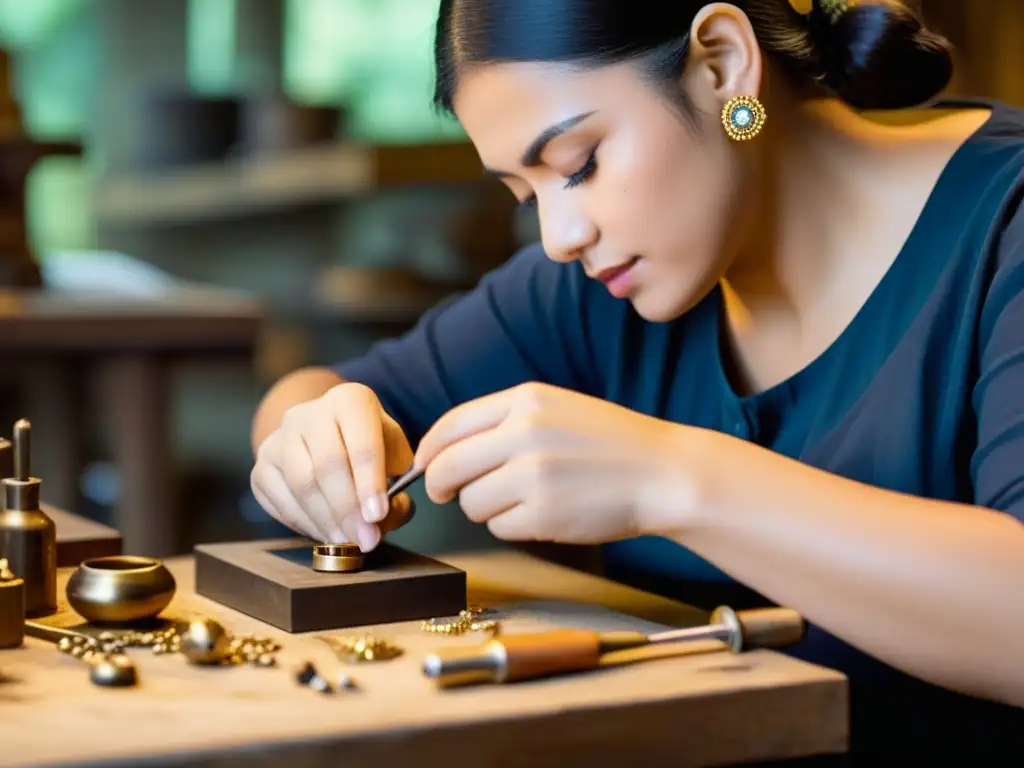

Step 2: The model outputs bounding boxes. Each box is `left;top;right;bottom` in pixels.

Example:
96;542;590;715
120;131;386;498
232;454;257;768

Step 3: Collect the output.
66;555;176;624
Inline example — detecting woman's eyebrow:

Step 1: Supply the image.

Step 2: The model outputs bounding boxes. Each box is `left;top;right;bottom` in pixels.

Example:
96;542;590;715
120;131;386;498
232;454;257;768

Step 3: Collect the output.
484;111;596;178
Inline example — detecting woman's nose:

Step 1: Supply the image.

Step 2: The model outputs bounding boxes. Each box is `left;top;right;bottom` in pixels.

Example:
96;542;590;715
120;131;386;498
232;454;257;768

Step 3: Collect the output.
538;203;598;263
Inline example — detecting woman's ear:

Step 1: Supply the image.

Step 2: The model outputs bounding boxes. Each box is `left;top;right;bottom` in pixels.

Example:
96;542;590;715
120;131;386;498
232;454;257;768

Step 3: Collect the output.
685;3;764;108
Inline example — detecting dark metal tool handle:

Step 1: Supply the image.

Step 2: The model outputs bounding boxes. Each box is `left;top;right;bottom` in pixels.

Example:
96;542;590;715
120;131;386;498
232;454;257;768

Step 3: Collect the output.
24;620;79;643
386;467;423;499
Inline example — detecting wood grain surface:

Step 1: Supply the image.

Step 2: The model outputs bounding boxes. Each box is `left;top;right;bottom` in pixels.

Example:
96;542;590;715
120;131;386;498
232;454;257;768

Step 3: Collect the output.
0;549;849;767
194;539;467;632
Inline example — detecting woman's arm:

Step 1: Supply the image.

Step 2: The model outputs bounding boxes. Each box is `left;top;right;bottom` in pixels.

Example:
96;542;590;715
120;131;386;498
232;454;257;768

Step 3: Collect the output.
669;435;1024;706
666;204;1024;707
251;243;606;455
250;367;345;454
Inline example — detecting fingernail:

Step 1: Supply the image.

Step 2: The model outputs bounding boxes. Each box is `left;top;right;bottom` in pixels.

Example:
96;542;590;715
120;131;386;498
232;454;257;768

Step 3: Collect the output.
362;494;387;523
329;526;347;544
357;525;380;553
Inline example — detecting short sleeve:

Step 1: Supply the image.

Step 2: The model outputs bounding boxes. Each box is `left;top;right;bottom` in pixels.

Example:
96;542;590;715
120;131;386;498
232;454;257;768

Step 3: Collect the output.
331;243;603;448
971;199;1024;520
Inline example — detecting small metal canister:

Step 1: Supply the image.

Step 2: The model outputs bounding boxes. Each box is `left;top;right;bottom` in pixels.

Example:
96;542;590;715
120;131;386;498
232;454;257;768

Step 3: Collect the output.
0;420;57;617
0;558;25;649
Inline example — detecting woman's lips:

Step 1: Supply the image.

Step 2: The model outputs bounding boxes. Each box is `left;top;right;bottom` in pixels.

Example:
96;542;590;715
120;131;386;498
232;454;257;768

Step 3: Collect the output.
594;256;639;298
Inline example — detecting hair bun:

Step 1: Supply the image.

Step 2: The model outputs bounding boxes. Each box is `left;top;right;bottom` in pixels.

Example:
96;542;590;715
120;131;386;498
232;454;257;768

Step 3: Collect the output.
809;1;954;110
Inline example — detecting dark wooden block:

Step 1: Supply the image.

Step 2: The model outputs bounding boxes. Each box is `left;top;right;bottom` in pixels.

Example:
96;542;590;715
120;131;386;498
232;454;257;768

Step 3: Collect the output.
45;505;124;568
194;538;467;633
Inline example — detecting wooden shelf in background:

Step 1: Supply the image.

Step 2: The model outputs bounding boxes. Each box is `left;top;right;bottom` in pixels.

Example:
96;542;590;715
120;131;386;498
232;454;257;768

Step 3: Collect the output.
0;288;264;352
93;141;485;227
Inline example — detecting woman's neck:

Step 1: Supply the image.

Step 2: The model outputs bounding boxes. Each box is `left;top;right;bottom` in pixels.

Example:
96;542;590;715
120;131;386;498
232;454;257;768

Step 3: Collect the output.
725;94;904;312
717;88;990;393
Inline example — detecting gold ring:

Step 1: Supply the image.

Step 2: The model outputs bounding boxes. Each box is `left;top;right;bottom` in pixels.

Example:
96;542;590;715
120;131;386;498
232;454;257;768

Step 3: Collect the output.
312;543;365;573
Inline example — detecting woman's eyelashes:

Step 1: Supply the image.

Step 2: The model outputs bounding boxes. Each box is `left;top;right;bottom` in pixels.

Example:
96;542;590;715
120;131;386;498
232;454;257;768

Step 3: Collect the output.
517;148;599;209
564;148;597;189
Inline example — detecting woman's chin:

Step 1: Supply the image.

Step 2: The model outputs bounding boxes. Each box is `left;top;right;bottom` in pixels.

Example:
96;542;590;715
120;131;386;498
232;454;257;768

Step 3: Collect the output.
631;285;711;324
631;295;680;323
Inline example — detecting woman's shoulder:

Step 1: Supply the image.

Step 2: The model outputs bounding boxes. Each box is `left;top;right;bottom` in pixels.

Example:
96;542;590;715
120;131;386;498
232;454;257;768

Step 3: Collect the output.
940;98;1024;147
922;99;1024;195
952;99;1024;182
926;100;1024;247
962;101;1024;257
971;98;1024;142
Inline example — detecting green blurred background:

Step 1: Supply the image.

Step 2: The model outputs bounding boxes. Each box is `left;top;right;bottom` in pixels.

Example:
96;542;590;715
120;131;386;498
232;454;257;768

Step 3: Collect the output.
4;0;468;255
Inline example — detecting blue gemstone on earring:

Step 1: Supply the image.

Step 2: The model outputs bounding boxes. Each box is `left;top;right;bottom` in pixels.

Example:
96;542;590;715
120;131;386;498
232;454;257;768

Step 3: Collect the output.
732;106;752;129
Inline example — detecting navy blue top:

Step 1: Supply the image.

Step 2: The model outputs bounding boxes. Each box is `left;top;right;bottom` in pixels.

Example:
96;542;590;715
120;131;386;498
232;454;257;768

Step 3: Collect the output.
333;99;1024;756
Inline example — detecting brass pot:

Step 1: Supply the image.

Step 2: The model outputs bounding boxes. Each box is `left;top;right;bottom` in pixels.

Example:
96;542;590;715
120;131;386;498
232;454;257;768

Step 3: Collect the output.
66;556;176;624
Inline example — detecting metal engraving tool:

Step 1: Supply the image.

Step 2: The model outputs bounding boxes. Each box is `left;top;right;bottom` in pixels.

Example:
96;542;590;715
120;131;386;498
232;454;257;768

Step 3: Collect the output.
422;605;806;687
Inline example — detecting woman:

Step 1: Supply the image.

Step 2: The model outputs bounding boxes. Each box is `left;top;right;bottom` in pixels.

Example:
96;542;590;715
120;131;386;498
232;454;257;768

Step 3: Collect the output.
250;0;1024;757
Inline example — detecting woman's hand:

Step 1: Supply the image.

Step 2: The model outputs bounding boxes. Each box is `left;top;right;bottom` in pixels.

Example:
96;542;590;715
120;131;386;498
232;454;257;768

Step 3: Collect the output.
250;382;415;551
414;382;707;543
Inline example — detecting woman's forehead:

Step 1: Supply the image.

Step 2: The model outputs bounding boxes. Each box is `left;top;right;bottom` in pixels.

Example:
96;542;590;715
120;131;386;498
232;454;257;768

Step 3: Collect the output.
453;62;641;145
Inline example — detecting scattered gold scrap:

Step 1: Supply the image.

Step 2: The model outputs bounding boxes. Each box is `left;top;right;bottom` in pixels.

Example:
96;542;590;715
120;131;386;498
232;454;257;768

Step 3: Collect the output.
317;634;403;663
421;606;500;636
55;620;281;669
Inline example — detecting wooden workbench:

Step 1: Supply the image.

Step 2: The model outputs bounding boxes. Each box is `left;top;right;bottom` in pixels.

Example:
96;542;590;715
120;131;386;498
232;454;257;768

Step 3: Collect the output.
0;548;848;767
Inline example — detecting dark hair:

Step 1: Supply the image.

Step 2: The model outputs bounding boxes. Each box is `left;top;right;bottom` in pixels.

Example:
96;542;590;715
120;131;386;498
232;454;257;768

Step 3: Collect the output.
433;0;954;116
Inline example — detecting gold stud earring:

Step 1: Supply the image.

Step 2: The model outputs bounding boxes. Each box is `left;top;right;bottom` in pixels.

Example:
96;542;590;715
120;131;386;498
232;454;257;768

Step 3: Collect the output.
721;95;766;142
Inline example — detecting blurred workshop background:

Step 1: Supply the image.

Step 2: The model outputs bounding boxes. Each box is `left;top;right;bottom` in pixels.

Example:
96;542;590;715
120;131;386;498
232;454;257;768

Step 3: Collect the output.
0;0;1020;559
